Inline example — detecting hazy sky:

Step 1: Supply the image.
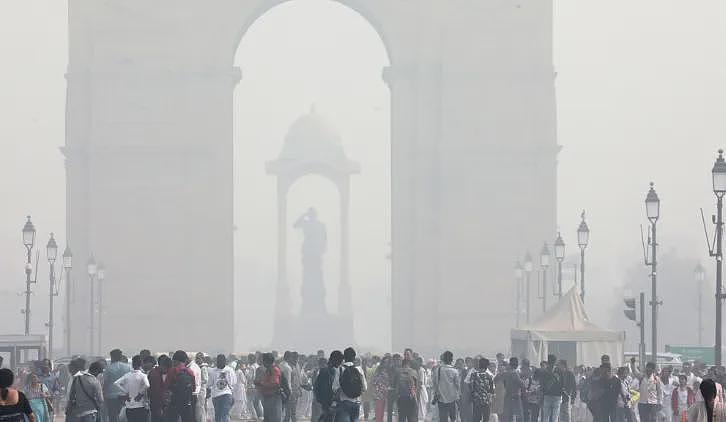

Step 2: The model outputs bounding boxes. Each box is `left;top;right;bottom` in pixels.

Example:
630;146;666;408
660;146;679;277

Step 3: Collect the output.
1;0;725;351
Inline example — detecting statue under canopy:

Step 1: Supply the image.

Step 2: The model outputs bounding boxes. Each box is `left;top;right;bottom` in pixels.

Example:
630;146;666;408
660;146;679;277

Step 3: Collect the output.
294;207;328;315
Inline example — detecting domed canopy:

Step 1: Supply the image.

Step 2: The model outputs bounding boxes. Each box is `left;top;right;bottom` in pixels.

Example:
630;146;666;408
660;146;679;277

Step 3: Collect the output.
267;108;360;183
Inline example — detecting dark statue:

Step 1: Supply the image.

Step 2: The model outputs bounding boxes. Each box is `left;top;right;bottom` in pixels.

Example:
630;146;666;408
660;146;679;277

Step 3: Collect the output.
294;207;328;315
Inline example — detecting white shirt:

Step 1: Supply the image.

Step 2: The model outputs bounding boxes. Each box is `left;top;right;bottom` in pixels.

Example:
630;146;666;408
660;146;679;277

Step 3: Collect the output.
687;373;702;390
639;374;662;405
208;366;237;398
113;369;150;409
188;361;202;395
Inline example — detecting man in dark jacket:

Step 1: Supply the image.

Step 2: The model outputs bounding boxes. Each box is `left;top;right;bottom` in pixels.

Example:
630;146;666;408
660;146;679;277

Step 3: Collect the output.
591;364;620;422
558;360;577;422
314;351;343;422
540;355;563;422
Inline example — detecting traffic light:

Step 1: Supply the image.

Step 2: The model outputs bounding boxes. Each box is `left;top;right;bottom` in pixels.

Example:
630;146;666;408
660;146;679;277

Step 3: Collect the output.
624;297;637;321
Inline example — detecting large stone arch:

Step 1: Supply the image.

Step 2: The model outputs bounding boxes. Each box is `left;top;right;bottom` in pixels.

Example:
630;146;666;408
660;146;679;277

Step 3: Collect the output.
229;0;400;66
65;0;557;355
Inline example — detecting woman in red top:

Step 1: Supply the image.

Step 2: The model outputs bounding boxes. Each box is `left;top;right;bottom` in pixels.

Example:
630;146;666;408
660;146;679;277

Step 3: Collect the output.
673;375;695;422
255;353;282;422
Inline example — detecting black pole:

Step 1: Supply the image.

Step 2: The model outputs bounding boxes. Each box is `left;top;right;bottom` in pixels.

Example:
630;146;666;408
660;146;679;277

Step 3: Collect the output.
89;274;94;355
542;268;547;312
640;292;646;369
699;280;703;346
580;248;585;302
98;280;103;354
557;260;563;298
716;195;723;366
651;222;658;364
24;247;32;335
516;278;521;328
48;262;55;359
526;273;531;323
65;267;72;356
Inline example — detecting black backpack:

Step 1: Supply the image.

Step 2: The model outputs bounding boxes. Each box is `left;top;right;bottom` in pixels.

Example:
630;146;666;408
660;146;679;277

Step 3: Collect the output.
171;369;194;407
314;367;335;408
339;365;364;399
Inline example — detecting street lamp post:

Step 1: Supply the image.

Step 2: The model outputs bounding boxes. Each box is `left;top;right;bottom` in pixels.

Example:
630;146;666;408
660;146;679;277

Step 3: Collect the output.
97;263;105;354
22;216;36;336
87;255;97;355
554;233;566;298
46;233;58;359
577;211;589;302
540;243;551;312
63;246;73;356
645;182;661;364
514;262;524;328
695;263;706;346
711;149;726;366
524;253;533;323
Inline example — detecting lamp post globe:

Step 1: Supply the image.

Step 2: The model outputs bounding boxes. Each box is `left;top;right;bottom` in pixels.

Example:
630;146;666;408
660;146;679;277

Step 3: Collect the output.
577;211;589;302
514;261;524;281
712;149;726;195
540;243;551;268
87;255;97;277
97;263;106;282
63;246;73;270
22;216;36;250
524;252;533;274
695;263;706;283
577;215;589;250
645;182;660;223
554;233;565;298
554;233;565;262
46;233;58;264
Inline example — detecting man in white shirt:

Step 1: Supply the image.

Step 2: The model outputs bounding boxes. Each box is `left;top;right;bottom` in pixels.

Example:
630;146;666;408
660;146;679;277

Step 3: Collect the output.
208;354;237;422
114;355;150;422
638;362;662;422
434;351;461;422
332;347;367;422
188;353;205;422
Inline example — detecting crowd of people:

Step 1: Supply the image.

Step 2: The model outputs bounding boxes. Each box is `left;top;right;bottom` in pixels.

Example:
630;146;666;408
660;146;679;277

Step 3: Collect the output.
3;349;726;422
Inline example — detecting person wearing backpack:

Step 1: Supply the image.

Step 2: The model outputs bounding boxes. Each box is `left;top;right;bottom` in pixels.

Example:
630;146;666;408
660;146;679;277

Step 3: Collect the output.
433;351;461;422
208;354;237;422
332;348;367;422
164;351;196;422
66;358;104;422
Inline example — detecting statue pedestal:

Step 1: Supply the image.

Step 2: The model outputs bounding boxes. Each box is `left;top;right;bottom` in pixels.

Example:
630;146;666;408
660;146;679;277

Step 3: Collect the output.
272;311;355;353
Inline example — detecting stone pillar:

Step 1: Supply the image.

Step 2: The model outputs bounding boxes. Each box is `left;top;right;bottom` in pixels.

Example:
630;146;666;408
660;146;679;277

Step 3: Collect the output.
273;179;291;339
338;182;352;317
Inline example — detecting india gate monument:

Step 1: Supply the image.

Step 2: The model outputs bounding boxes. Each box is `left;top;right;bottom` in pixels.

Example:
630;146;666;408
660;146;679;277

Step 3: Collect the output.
64;0;557;354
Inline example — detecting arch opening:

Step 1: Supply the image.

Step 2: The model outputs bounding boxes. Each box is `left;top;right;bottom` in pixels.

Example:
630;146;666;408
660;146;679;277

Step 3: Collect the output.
232;0;392;351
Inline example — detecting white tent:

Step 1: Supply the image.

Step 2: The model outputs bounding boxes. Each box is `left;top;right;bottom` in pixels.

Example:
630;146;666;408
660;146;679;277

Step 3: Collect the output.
510;287;625;367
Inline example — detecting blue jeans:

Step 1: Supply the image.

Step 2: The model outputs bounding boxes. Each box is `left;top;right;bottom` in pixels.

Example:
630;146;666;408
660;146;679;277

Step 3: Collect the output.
559;400;571;422
503;397;523;422
213;394;235;422
335;401;361;422
542;396;561;422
